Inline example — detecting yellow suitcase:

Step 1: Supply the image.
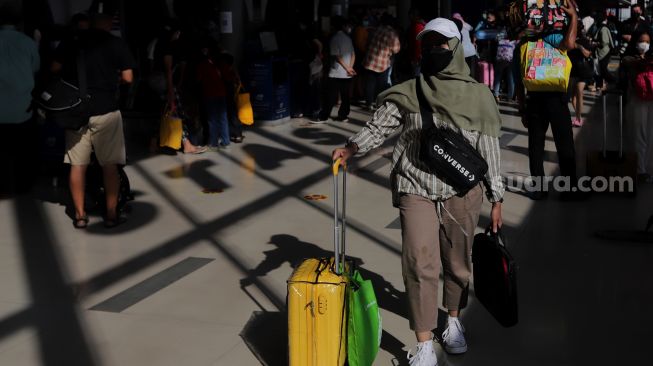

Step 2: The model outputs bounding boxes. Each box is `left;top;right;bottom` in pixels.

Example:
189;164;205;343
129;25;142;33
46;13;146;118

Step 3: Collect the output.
288;159;349;366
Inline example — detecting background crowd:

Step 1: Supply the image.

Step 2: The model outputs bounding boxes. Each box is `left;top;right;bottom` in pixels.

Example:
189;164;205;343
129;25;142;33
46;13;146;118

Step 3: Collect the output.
1;1;653;200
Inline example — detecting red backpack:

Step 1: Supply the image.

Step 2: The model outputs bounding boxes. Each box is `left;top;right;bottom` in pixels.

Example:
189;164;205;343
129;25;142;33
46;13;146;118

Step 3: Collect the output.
634;65;653;101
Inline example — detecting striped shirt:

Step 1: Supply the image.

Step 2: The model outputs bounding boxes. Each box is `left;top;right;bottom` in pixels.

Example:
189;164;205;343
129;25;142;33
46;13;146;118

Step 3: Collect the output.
349;102;505;206
363;26;400;73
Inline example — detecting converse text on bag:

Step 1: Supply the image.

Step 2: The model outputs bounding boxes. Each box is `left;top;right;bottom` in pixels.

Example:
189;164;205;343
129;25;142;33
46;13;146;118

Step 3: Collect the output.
433;144;476;182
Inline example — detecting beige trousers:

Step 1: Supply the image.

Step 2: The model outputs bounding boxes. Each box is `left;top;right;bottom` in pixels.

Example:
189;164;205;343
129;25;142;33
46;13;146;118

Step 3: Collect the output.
399;185;483;332
64;110;126;166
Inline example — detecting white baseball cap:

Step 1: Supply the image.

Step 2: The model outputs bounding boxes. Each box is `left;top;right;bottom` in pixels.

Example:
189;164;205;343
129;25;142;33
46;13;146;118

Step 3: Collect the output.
416;18;461;41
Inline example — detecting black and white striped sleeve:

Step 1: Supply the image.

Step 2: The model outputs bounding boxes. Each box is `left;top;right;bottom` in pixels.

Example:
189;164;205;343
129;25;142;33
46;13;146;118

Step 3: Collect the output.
477;133;505;203
348;102;402;155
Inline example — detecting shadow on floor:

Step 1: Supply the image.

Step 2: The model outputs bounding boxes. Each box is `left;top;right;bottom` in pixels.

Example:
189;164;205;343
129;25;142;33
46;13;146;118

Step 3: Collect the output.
292;128;349;146
14;197;99;365
240;311;288;366
595;214;653;245
242;144;304;171
163;159;231;192
85;201;159;235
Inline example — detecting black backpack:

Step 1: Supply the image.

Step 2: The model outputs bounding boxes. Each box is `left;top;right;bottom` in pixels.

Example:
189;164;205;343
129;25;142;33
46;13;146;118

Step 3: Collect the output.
35;52;91;130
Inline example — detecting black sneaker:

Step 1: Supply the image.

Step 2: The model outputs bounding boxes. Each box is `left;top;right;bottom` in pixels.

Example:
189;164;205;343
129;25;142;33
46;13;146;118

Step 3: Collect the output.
334;117;349;123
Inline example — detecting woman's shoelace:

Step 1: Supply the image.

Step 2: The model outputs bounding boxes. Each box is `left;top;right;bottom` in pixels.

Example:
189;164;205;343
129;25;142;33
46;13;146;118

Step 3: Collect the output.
407;344;424;363
442;320;465;342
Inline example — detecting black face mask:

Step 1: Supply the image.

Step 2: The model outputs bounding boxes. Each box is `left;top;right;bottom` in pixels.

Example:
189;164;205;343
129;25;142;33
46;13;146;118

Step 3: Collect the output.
421;46;455;76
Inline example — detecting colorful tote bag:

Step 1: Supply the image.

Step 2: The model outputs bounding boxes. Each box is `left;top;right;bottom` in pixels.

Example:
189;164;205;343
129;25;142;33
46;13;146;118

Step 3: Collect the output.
520;39;572;92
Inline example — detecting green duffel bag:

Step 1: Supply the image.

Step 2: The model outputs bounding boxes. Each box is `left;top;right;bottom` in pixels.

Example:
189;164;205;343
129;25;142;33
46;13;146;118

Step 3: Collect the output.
347;270;382;366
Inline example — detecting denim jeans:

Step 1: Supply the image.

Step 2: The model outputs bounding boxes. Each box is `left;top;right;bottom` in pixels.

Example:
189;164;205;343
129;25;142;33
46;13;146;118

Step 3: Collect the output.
205;97;229;146
225;84;242;138
493;61;515;99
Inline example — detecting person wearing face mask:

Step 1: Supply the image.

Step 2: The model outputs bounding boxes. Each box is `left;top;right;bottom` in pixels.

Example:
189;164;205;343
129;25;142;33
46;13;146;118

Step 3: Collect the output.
517;0;585;201
622;30;653;183
332;18;504;366
314;16;356;123
475;10;500;64
621;4;651;45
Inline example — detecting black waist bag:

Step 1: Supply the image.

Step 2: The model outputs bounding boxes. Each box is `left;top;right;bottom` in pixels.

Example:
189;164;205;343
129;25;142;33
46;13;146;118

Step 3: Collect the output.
416;78;488;193
35;52;91;130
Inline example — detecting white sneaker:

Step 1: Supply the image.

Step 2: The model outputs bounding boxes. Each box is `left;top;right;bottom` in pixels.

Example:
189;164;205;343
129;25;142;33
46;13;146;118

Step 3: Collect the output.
407;340;438;366
309;117;329;124
442;316;467;354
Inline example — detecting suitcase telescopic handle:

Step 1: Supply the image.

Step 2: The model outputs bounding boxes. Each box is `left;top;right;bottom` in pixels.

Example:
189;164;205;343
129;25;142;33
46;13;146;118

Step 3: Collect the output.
332;159;347;275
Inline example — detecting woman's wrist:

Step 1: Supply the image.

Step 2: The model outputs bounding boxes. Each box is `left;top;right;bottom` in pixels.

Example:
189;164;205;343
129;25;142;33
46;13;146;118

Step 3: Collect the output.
345;141;359;154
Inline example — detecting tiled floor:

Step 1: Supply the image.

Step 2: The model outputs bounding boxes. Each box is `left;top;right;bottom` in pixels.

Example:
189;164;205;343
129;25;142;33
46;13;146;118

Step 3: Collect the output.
0;92;651;365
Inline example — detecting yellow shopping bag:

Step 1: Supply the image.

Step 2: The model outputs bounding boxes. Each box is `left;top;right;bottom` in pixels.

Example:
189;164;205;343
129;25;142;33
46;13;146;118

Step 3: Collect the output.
159;111;183;150
520;39;572;92
236;84;254;126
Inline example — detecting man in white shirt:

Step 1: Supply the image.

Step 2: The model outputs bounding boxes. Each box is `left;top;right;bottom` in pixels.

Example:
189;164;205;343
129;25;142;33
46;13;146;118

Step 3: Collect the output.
582;14;594;36
314;17;355;123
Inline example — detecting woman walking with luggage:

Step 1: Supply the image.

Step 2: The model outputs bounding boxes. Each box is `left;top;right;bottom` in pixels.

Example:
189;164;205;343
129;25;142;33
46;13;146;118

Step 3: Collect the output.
332;18;504;366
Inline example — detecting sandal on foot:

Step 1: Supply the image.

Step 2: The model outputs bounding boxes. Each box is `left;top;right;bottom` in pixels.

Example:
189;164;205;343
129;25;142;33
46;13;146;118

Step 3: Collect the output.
73;216;89;229
184;146;207;155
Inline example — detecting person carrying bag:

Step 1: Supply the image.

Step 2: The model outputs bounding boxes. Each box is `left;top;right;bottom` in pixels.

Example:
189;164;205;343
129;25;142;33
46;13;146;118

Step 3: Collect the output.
332;18;505;366
347;269;381;366
159;106;183;150
517;0;583;200
35;51;91;130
